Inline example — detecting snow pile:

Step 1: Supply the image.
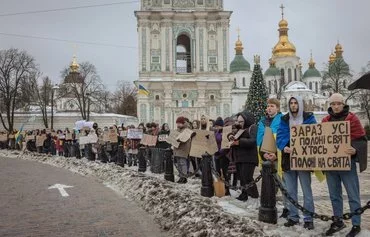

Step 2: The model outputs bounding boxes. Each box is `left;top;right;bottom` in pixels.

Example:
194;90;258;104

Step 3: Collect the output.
1;150;264;237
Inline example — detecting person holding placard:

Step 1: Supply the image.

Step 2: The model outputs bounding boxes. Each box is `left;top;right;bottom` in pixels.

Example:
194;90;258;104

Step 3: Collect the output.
157;123;170;149
230;109;259;202
256;98;288;218
322;93;367;237
173;116;192;184
277;96;317;230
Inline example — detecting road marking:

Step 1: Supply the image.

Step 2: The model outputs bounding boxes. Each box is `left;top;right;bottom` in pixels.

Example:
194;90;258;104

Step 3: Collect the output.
48;184;74;197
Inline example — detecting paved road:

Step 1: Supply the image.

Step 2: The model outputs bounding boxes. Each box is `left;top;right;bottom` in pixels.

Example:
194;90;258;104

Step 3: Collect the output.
0;157;167;237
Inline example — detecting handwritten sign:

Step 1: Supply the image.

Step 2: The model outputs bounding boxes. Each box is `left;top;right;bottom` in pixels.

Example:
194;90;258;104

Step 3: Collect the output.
166;130;180;148
140;134;158;146
0;134;7;142
109;129;118;143
221;126;233;149
36;135;47;147
158;134;169;142
25;135;36;141
79;134;98;145
190;130;218;158
176;128;194;143
127;129;143;139
65;133;73;141
290;121;351;171
119;131;127;138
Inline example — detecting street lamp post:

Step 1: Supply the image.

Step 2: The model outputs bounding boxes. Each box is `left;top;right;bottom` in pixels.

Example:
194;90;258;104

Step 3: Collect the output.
51;84;60;130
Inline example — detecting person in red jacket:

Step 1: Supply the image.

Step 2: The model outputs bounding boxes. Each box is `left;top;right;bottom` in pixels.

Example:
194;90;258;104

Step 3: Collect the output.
322;93;367;237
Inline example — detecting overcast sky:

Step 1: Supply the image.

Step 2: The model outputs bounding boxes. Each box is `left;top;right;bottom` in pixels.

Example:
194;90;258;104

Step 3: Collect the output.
0;0;369;91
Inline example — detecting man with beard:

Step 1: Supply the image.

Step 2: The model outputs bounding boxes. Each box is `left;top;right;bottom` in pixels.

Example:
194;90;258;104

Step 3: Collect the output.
230;110;259;201
277;96;316;230
173;116;192;184
322;93;367;237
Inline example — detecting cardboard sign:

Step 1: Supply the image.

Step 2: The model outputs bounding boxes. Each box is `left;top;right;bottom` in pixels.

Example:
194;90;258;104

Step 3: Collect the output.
176;128;194;143
221;126;233;149
166;130;180;148
109;129;118;143
8;134;15;139
46;128;51;134
103;131;110;142
140;134;158;146
158;134;169;142
79;134;98;145
65;133;73;141
290;121;351;171
0;134;7;142
36;135;46;147
190;130;218;158
120;131;127;137
127;129;143;139
234;129;245;140
26;135;36;141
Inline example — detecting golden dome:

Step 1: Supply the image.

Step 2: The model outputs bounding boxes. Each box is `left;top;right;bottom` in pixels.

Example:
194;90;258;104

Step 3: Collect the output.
235;31;244;55
308;51;315;68
335;42;343;58
329;52;336;64
70;55;79;73
279;19;288;28
272;5;296;57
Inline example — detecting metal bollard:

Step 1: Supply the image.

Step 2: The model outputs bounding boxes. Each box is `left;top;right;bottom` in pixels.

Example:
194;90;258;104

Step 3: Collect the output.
258;161;277;224
200;153;214;197
163;149;174;182
138;147;147;172
116;145;125;167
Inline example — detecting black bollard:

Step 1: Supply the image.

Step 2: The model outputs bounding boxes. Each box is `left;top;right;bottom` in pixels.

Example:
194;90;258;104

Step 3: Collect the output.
116;145;125;167
163;149;174;182
200;153;214;197
138;147;147;172
258;161;277;224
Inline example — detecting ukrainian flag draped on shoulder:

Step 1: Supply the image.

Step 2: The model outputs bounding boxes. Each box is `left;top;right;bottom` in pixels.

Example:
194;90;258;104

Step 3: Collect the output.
257;113;283;177
15;124;24;144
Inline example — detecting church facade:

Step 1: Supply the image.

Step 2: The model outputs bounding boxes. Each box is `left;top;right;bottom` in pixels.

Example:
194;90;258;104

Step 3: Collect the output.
135;0;233;128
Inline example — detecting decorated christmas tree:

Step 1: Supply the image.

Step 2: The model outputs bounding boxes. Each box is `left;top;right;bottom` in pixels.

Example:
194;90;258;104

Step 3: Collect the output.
245;55;268;122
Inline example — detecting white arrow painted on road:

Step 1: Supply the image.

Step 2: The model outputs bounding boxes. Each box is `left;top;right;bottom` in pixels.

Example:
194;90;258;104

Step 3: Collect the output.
48;184;74;197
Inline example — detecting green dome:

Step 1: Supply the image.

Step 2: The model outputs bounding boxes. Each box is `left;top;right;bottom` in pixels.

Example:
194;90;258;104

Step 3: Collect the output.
303;67;321;78
230;55;250;73
329;57;350;74
264;64;280;77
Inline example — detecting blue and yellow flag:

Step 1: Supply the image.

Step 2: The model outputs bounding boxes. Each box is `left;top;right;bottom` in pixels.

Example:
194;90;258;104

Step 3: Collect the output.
15;124;24;144
138;84;150;96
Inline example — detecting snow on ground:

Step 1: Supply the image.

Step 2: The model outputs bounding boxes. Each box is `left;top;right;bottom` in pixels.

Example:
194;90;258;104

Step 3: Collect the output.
1;150;369;237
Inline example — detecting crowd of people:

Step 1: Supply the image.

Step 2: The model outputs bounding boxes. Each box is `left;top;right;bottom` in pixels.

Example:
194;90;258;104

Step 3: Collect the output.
0;93;367;237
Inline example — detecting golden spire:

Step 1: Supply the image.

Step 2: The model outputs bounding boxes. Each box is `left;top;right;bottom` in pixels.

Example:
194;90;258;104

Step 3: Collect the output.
335;41;343;58
329;51;336;64
235;27;244;55
308;50;315;68
70;55;79;73
272;4;296;57
269;57;276;66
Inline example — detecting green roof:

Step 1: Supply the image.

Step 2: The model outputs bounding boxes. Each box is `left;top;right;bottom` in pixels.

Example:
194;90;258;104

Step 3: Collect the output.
303;67;321;78
230;55;250;73
329;57;350;74
264;64;280;77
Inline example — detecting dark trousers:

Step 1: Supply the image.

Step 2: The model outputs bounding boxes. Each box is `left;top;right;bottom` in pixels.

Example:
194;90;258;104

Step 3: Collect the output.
215;156;230;181
236;163;259;198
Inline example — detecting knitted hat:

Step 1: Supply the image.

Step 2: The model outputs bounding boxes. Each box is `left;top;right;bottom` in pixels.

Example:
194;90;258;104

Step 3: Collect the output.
176;116;186;124
214;117;224;127
329;93;345;104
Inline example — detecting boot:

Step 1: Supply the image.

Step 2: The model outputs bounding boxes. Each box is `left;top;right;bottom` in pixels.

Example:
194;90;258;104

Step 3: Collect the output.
280;208;289;219
325;221;346;236
236;191;248;201
345;226;361;237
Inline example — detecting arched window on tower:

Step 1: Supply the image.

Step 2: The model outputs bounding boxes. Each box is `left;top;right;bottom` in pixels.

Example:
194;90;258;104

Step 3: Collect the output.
294;68;297;81
268;81;271;94
242;77;246;87
343;80;347;89
233;78;237;88
176;34;191;73
155;95;160;100
315;82;318;93
309;82;312;90
280;69;285;84
274;80;278;94
288;68;292;82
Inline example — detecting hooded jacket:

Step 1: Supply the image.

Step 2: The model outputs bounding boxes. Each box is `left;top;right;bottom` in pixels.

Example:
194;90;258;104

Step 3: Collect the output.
322;105;367;172
231;109;258;164
276;96;317;171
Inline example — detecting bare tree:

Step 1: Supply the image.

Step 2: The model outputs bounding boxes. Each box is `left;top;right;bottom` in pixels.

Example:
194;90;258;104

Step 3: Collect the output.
60;61;106;121
358;62;370;124
0;48;37;132
111;81;137;116
30;74;53;128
